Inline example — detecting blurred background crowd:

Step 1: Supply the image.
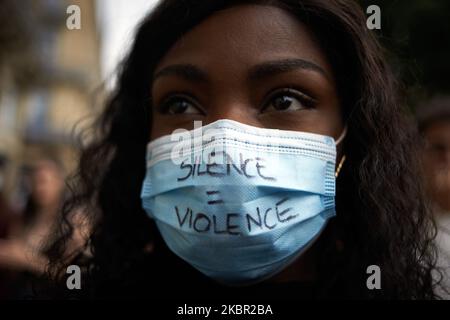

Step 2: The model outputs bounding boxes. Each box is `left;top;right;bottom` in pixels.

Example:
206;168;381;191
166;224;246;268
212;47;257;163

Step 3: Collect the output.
0;0;449;299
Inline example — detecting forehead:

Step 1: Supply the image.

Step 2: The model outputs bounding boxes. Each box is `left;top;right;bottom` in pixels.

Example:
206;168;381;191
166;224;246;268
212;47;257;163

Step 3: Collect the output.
155;4;332;76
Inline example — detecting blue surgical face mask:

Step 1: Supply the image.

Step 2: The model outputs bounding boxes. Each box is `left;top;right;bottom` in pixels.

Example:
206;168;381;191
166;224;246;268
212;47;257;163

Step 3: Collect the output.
141;119;346;285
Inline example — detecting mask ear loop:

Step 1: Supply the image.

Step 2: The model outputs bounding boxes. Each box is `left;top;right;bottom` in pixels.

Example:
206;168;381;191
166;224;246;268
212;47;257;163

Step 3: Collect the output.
335;126;347;178
335;126;347;145
335;155;346;178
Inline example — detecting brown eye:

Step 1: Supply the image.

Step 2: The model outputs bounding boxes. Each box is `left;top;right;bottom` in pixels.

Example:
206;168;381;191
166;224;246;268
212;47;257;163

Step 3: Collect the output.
262;89;316;113
159;95;203;115
272;95;296;110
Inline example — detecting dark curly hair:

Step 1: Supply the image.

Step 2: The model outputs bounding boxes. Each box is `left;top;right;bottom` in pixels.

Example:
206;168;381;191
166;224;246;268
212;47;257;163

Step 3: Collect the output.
44;0;442;299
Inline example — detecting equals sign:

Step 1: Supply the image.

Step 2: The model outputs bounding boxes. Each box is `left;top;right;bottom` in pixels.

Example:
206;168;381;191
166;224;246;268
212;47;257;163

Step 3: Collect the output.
206;190;224;205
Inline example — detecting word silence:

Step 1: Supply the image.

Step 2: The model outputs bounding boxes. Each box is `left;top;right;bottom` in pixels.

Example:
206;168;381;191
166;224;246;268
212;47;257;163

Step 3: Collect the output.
177;151;275;182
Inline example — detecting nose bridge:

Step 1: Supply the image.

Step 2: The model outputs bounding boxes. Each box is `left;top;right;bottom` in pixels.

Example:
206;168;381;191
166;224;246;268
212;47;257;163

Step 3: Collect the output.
208;102;245;122
204;95;261;127
198;61;262;127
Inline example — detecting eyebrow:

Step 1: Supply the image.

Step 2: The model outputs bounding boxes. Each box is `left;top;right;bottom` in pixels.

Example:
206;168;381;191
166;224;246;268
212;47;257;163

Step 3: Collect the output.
248;58;330;81
152;58;329;83
153;64;208;82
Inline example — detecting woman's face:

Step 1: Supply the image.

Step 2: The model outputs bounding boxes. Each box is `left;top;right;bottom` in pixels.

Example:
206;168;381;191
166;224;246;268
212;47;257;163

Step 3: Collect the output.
151;4;343;141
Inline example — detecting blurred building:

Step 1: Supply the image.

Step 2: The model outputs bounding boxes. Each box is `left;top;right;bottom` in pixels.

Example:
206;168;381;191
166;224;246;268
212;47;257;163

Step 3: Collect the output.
0;0;102;208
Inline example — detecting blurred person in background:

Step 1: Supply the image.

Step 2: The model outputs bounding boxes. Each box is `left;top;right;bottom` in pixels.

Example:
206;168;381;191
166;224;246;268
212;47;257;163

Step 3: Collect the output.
0;154;18;298
0;158;64;298
0;154;13;240
417;96;450;298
